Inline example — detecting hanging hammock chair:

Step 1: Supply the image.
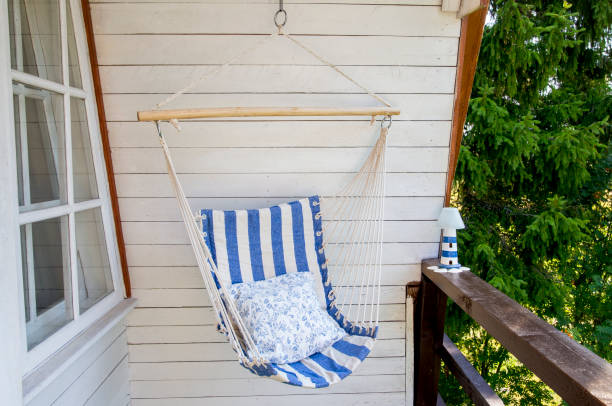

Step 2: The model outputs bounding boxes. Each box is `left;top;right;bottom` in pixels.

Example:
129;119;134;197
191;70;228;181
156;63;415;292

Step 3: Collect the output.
138;5;400;388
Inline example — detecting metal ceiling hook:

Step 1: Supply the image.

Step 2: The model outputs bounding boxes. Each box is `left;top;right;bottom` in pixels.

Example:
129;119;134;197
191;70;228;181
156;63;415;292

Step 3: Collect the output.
274;0;287;30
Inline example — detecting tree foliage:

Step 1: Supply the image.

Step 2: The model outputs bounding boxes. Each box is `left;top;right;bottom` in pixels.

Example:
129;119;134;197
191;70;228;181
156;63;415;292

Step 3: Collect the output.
440;0;611;404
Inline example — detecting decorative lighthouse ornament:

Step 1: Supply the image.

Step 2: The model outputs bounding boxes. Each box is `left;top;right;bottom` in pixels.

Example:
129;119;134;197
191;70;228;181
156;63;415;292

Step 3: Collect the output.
428;207;470;273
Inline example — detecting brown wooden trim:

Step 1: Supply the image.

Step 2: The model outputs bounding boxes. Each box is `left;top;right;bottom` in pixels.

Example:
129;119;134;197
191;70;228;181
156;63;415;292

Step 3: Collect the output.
445;1;489;205
80;0;131;297
440;334;504;406
422;259;612;405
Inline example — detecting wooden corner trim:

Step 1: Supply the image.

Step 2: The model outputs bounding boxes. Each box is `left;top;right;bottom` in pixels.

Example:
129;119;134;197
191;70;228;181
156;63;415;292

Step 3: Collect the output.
80;0;131;297
445;1;489;206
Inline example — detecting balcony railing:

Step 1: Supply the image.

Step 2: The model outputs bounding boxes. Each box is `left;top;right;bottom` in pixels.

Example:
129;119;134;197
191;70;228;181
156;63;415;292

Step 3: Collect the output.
414;259;612;406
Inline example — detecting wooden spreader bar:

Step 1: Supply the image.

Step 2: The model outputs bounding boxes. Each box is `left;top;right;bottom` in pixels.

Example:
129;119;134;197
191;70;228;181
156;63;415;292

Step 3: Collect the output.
137;106;401;122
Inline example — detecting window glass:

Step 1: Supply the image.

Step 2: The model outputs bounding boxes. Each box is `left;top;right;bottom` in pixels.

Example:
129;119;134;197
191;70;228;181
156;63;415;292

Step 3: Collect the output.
71;97;98;202
13;82;66;211
20;216;73;350
66;1;82;88
75;208;113;314
9;0;63;84
6;0;121;365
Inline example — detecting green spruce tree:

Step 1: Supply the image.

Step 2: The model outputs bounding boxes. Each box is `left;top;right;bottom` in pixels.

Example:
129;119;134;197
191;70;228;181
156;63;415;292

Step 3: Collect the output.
440;1;611;404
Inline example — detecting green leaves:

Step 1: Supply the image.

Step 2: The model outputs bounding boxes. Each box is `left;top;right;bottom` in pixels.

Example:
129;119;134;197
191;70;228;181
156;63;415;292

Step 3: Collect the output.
541;119;606;195
441;0;612;404
522;196;586;258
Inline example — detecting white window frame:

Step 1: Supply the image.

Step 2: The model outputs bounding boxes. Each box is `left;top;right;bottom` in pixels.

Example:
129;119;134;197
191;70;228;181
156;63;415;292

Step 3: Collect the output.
2;0;125;375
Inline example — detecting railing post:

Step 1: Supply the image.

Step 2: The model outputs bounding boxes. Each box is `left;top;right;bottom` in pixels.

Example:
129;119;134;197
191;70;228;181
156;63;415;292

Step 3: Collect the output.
414;271;448;406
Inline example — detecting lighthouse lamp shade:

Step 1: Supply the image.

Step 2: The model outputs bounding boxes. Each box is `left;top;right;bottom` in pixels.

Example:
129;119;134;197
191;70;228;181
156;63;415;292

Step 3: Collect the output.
437;207;465;229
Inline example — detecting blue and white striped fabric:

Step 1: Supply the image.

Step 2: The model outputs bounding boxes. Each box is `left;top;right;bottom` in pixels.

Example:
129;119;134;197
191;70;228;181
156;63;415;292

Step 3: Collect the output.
200;196;377;388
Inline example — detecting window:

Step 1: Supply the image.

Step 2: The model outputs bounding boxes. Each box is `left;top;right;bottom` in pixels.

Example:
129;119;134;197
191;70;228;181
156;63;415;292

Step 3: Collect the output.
5;0;123;373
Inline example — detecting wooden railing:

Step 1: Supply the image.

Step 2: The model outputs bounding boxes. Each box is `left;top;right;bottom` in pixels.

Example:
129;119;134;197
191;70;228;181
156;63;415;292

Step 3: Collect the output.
414;259;612;406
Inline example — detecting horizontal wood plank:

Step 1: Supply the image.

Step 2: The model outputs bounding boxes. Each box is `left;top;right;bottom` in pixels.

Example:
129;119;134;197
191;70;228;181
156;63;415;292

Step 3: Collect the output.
125;242;439;266
130;285;405;307
108;121;452;148
121;220;440;245
128;338;404;362
130;392;405;406
111;147;449;174
128;357;404;381
96;35;456;66
117;197;445;222
92;4;459;36
128;264;421;289
130;374;404;397
115;173;446;198
101;66;455;94
127;304;406;326
103;93;454;122
127;321;404;344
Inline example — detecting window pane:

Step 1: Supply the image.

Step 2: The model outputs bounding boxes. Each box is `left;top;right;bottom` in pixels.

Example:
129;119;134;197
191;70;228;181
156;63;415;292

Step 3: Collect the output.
71;97;98;202
9;0;63;84
76;208;113;314
13;94;25;206
13;83;66;211
20;216;73;350
67;1;82;88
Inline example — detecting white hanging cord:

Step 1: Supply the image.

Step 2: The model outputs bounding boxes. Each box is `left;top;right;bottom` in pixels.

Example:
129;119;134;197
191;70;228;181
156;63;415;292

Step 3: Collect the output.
324;118;389;325
155;122;266;364
152;2;392;112
154;33;278;110
281;33;392;108
342;133;384;322
150;2;392;345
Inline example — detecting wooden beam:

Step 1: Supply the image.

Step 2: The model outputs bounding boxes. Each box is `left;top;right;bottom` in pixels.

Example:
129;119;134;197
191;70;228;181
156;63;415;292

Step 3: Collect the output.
137;107;401;122
457;0;487;18
81;0;131;297
440;334;504;406
445;1;489;205
414;271;448;406
406;282;421;406
422;259;612;405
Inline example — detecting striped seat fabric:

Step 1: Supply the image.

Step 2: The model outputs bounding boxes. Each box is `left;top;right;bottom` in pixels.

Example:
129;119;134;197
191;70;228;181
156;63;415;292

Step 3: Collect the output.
201;196;377;388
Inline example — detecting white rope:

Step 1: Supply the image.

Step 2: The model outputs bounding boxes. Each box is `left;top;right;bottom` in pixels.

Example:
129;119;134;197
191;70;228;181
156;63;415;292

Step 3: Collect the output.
321;125;387;327
157;125;266;364
149;26;391;358
152;30;391;111
154;33;277;110
282;33;392;108
156;120;388;366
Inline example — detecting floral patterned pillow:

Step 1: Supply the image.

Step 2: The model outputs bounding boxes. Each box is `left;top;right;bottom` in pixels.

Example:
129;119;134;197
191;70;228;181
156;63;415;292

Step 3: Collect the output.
228;271;347;364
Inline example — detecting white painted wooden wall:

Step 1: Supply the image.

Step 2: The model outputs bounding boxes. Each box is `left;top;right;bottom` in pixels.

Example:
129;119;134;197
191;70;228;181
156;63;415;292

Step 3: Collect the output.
25;319;130;406
90;0;459;404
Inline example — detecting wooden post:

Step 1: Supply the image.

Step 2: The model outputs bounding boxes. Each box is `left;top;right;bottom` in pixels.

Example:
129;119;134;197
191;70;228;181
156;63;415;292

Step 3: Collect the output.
406;283;421;406
414;271;448;406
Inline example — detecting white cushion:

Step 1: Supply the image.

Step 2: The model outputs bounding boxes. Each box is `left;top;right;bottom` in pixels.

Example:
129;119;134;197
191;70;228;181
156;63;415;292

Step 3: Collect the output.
229;272;347;364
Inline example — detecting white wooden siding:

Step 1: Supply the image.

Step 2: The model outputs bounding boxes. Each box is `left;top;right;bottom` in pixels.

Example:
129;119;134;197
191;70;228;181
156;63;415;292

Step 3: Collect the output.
90;0;459;404
25;320;130;406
